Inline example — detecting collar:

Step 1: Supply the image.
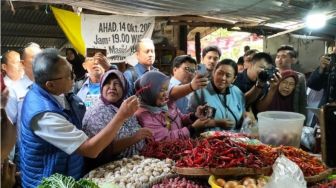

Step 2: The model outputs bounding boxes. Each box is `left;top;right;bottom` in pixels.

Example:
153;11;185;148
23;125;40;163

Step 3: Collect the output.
136;63;157;74
208;81;231;96
51;94;70;110
82;77;100;87
170;76;182;85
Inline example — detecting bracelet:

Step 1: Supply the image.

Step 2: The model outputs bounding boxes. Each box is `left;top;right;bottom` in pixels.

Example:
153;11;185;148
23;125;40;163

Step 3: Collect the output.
189;83;195;91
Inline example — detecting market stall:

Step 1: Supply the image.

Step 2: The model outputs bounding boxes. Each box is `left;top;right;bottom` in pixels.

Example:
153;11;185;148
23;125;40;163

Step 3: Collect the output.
37;129;335;188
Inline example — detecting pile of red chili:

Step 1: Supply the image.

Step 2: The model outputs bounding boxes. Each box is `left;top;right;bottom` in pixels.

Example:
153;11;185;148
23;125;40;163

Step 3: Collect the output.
141;137;327;177
277;146;327;177
140;139;196;160
175;137;266;168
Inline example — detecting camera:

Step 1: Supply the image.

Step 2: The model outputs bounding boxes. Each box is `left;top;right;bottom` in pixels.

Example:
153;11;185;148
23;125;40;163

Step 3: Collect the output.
203;106;216;119
258;66;279;82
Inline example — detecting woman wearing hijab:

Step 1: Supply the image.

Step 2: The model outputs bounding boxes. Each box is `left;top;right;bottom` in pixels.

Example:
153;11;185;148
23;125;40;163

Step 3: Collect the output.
82;70;152;171
134;71;210;141
188;59;246;132
266;70;299;112
66;48;86;80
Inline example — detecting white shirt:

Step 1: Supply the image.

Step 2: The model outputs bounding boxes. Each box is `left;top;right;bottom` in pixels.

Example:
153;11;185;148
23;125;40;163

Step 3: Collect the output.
31;94;88;155
6;74;33;124
31;113;88;155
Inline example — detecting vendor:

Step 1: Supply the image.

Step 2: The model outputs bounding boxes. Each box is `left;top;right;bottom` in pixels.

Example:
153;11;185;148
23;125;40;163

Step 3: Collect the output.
82;70;152;171
188;59;245;131
135;71;210;141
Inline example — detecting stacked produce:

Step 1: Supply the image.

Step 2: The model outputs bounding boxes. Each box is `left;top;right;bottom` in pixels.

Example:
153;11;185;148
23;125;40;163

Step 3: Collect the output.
175;137;266;168
243;144;327;176
38;173;99;188
212;176;268;188
278;146;327;176
152;177;209;188
86;155;174;188
141;139;196;160
242;144;279;166
310;180;336;188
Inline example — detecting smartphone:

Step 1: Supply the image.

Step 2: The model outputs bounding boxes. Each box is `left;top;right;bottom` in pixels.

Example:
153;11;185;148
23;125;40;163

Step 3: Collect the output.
1;73;6;92
86;48;107;57
203;106;216;119
197;64;208;77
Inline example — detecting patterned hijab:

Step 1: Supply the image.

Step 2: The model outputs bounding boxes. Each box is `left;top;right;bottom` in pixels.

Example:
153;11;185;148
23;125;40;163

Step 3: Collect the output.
135;71;170;111
100;70;128;107
267;70;298;111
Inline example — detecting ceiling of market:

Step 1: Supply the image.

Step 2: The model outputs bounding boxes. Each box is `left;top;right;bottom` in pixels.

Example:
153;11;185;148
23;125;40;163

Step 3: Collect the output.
2;0;336;53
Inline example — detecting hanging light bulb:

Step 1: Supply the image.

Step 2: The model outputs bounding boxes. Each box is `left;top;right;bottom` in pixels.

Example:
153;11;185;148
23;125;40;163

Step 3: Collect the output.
305;13;327;29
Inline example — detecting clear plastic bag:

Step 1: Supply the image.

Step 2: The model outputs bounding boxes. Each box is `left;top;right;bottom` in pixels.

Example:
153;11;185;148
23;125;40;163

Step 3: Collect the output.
265;155;307;188
240;116;258;134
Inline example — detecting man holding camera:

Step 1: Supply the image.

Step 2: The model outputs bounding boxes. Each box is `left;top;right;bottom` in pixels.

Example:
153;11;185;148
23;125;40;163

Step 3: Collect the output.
308;49;336;107
234;52;280;114
275;45;307;115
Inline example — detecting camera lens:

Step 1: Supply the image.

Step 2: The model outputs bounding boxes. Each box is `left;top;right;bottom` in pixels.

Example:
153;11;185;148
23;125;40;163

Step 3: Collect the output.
258;71;268;82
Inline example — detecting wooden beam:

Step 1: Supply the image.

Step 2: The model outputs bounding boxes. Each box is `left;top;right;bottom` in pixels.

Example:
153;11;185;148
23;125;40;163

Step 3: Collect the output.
168;21;233;28
167;16;233;24
1;32;65;39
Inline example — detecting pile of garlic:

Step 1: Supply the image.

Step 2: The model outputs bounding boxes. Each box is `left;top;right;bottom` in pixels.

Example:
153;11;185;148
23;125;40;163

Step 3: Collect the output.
86;155;174;188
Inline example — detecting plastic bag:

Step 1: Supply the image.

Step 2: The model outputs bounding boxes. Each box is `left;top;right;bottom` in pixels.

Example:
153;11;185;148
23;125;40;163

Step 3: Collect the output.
301;126;316;151
240;116;258;134
265;155;307;188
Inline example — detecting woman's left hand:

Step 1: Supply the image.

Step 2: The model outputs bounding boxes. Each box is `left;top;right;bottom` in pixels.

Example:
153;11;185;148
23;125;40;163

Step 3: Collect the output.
135;128;153;140
195;105;207;119
191;118;211;129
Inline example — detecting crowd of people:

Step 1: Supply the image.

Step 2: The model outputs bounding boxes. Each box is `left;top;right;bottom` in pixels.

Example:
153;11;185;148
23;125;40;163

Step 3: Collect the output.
1;38;334;187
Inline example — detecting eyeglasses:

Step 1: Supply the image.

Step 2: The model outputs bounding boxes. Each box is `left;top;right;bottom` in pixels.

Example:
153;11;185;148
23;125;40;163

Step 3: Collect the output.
184;67;196;74
49;69;75;81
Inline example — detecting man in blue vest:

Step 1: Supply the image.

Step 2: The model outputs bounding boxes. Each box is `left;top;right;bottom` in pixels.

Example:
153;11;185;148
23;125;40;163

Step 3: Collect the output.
20;48;139;187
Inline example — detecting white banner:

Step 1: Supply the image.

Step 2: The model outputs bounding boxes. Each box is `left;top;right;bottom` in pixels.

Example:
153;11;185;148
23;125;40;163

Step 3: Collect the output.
81;14;155;63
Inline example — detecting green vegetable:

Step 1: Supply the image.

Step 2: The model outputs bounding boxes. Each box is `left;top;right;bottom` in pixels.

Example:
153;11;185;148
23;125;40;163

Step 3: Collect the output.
77;179;99;188
38;173;99;188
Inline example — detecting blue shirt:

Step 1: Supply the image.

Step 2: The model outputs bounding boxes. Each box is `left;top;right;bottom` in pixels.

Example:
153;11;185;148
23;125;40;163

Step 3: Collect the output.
169;77;191;114
123;63;158;95
76;78;100;107
188;82;245;131
233;69;268;111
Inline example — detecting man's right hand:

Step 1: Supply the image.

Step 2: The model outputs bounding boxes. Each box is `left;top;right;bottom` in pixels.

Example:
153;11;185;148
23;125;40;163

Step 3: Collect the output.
190;73;209;90
118;95;139;119
319;55;331;72
1;160;16;188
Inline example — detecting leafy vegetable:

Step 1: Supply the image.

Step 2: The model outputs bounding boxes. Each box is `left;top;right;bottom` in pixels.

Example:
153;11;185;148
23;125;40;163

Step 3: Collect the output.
77;179;99;188
38;173;99;188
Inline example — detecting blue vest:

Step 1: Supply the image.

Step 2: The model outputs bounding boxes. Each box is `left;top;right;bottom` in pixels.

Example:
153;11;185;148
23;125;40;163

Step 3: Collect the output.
20;84;86;188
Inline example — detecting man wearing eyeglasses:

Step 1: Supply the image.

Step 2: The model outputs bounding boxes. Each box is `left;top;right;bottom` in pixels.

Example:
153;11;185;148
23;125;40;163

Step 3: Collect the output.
169;55;197;113
20;48;140;187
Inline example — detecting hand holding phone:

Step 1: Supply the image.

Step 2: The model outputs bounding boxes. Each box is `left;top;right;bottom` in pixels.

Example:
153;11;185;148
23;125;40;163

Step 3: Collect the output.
86;48;107;57
197;64;208;77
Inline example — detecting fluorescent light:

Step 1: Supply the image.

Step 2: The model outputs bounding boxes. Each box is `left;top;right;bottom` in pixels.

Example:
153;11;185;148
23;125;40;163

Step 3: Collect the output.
305;13;326;29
